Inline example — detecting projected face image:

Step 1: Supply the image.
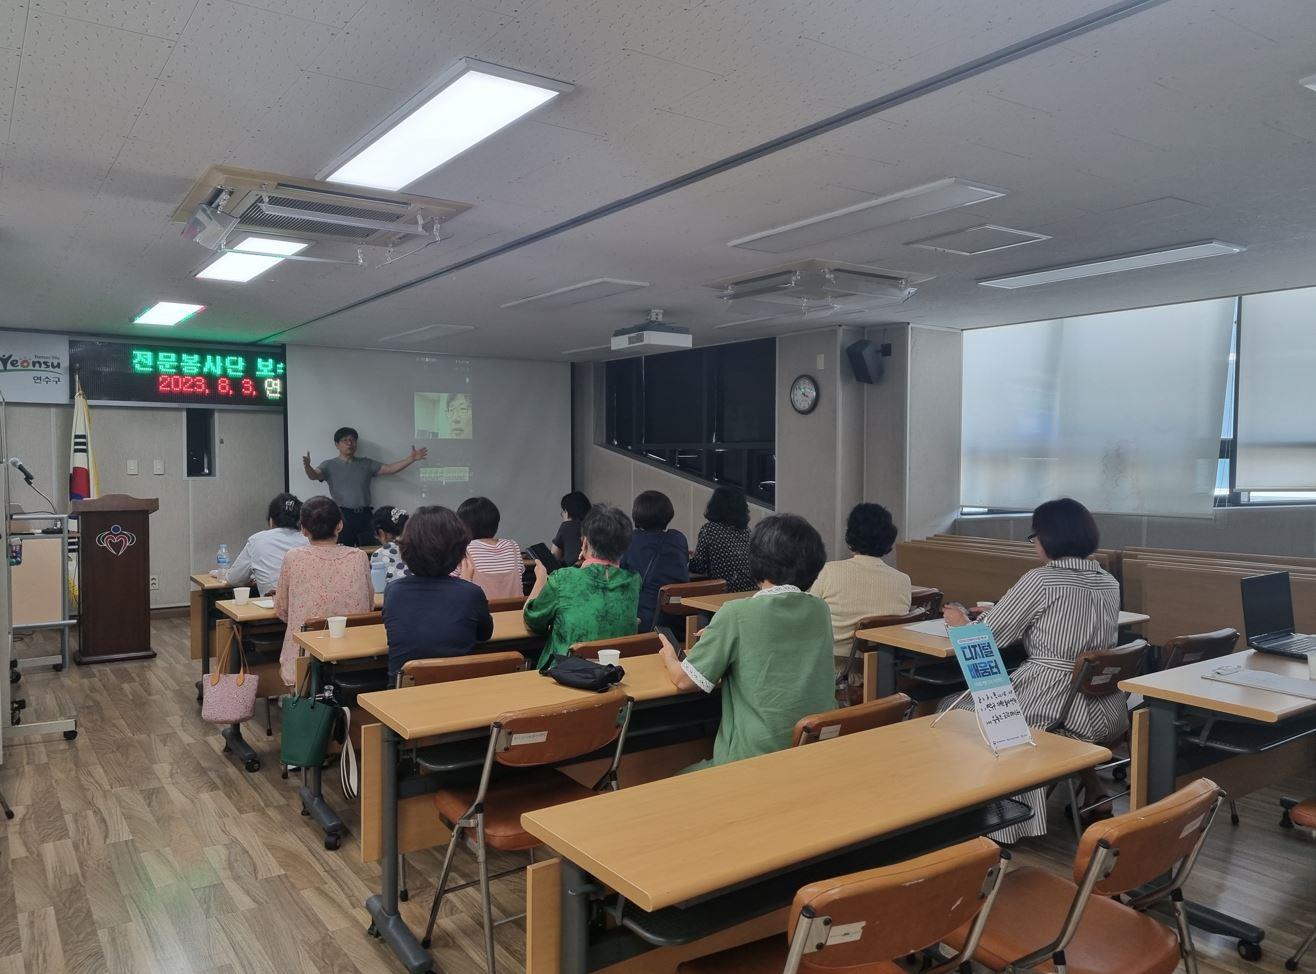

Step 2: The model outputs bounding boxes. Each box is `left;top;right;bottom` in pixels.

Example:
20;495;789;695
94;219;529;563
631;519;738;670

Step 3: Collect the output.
415;392;473;440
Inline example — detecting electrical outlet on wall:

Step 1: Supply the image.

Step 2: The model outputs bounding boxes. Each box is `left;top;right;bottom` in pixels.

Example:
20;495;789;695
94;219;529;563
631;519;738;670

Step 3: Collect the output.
126;459;138;476
149;574;159;591
153;459;164;475
816;353;825;370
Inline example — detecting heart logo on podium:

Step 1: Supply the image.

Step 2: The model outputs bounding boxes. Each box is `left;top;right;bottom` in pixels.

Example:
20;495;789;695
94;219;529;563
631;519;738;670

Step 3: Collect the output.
95;524;137;557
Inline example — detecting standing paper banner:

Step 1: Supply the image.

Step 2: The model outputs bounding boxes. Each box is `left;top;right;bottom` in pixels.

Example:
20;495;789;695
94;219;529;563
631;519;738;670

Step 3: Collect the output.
0;331;69;403
946;623;1034;754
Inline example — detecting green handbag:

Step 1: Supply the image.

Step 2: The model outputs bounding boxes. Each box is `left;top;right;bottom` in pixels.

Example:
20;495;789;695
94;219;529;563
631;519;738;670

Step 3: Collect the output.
280;662;338;769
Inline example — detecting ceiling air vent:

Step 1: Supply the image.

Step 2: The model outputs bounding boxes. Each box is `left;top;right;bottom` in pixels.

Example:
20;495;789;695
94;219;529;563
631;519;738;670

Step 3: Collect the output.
709;259;930;322
172;165;473;249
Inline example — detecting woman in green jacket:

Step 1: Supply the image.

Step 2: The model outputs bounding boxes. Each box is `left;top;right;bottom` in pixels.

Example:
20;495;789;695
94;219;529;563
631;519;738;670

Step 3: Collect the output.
658;513;835;770
524;504;641;669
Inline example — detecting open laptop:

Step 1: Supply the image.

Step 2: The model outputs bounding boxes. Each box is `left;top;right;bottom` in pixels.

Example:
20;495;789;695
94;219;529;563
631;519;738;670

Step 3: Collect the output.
1240;572;1316;658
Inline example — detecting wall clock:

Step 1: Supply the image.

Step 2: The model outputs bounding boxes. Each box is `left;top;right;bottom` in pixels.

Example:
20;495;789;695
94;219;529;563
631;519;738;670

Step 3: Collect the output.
789;374;819;415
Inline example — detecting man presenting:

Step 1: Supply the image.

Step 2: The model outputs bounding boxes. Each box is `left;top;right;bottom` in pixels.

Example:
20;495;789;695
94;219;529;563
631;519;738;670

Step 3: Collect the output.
303;427;427;546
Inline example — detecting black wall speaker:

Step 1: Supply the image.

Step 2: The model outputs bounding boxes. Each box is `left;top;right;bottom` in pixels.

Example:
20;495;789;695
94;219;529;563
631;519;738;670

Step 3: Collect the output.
846;339;885;384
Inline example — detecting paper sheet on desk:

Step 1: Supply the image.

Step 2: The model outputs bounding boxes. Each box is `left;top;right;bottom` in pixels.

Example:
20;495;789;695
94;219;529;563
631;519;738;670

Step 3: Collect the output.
253;598;274;609
904;619;948;637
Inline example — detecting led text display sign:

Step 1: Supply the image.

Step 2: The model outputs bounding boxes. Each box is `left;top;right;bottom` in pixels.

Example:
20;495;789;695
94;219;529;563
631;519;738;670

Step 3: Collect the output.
69;340;286;408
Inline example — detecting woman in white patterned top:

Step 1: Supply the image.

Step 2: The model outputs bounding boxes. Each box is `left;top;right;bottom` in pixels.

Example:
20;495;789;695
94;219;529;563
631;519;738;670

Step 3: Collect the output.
943;497;1121;842
456;497;524;599
372;506;411;580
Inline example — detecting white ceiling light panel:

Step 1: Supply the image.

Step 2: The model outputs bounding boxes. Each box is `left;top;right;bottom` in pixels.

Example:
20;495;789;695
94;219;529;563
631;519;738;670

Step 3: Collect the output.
196;236;309;283
325;59;573;192
978;240;1246;289
906;224;1050;256
134;302;205;326
727;178;1006;254
501;278;650;310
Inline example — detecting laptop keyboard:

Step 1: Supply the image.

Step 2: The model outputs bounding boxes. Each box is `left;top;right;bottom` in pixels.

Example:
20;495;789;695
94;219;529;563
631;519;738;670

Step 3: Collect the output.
1261;634;1316;655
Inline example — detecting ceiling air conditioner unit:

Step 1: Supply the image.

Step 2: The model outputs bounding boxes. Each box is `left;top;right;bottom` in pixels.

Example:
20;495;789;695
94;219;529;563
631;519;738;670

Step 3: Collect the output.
713;259;920;316
171;165;473;249
611;310;692;352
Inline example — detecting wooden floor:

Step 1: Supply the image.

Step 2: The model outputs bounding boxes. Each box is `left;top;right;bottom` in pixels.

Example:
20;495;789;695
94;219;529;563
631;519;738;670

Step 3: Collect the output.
0;617;1311;974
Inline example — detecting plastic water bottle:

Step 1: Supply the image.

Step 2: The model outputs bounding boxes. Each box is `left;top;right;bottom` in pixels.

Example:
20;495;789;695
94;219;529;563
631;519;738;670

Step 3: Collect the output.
370;550;388;594
216;543;230;582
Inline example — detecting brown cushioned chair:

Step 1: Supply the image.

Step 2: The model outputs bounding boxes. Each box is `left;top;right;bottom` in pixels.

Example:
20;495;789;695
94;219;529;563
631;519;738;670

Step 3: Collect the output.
658;578;729;645
676;837;1008;974
570;631;663;660
839;608;929;705
1280;797;1316;970
791;693;912;747
487;595;527;613
422;691;634;974
910;587;945;616
947;777;1224;974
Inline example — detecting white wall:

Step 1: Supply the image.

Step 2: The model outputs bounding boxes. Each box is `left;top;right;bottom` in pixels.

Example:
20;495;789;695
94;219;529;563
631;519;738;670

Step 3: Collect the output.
6;402;284;608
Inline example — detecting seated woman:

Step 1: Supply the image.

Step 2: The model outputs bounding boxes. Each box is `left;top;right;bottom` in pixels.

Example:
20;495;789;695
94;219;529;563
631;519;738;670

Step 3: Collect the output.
456;496;523;599
524;504;640;670
942;497;1121;839
372;506;410;581
551;490;592;567
383;506;493;686
809;502;912;672
274;496;373;686
688;486;754;592
229;493;307;595
658;514;835;770
620;490;689;631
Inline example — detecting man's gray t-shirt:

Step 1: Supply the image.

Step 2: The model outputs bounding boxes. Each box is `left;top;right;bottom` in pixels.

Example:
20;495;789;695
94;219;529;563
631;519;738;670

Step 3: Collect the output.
318;456;382;508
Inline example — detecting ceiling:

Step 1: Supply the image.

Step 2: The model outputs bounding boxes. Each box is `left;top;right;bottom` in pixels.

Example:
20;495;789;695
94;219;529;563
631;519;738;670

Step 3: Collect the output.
2;0;1316;359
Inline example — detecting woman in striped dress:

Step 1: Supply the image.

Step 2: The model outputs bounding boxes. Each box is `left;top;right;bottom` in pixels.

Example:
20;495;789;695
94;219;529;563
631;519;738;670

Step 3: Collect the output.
943;498;1121;841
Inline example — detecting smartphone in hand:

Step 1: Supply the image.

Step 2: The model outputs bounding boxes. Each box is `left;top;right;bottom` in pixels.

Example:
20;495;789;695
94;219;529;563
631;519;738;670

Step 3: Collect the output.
654;624;685;661
527;543;563;574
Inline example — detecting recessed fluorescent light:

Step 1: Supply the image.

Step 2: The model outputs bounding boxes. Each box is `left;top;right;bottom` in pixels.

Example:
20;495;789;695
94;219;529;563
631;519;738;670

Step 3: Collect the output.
501;278;650;310
134;301;205;326
196;236;309;283
978;240;1246;289
907;224;1051;256
727;178;1006;254
325;58;573;191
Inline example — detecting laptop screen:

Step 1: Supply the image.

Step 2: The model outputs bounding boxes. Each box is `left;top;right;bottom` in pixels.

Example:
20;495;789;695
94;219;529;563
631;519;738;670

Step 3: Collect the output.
1241;571;1295;640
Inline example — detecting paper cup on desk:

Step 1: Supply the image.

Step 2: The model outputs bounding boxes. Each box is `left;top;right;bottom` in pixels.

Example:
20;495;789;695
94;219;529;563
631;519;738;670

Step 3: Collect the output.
597;649;621;667
327;616;348;639
232;587;250;605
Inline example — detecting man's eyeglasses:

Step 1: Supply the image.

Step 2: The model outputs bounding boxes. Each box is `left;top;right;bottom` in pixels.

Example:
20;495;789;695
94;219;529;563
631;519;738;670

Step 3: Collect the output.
1026;532;1037;541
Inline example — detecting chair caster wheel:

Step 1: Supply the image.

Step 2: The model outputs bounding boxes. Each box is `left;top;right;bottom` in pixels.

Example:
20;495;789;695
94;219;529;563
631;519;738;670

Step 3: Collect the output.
244;759;260;773
367;922;378;938
222;746;231;754
3;809;12;820
1238;940;1263;962
399;889;409;902
1285;960;1298;971
1231;812;1241;826
52;663;63;672
63;730;77;741
301;807;310;816
421;937;432;949
324;834;341;851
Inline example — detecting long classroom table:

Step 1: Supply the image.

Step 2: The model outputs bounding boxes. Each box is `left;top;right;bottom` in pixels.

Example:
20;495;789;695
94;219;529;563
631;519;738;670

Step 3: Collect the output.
521;710;1111;974
189;572;233;695
356;655;716;974
855;610;1151;701
1120;649;1316;958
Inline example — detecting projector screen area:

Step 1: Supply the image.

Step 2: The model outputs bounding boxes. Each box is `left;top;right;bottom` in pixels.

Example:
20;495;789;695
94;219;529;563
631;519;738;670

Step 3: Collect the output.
285;345;571;545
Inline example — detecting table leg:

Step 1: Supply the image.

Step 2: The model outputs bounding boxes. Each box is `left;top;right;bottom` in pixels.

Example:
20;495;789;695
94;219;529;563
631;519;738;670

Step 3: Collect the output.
865;645;897;701
197;589;218;705
1144;698;1266;955
366;728;431;974
559;859;591;974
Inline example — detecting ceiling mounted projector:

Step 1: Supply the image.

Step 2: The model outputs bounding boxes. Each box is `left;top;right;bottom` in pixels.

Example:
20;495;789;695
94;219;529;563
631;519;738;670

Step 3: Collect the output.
611;309;692;352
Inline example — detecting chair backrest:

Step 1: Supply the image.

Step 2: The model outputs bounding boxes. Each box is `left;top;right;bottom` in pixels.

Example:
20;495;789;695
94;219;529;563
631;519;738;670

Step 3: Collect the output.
1071;640;1147;698
854;608;929;633
301;610;383;631
1159;628;1239;670
570;632;662;660
493;690;631;767
488;595;528;613
792;694;911;746
1074;777;1223;896
658;579;728;617
910;588;944;616
399;652;524;687
786;837;1006;971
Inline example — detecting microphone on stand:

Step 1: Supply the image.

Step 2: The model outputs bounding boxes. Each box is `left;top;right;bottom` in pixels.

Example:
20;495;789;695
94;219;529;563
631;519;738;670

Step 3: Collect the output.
8;456;35;484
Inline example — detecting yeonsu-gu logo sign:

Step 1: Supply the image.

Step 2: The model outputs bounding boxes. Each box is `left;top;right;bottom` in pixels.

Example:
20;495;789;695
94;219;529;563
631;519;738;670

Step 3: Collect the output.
0;331;69;403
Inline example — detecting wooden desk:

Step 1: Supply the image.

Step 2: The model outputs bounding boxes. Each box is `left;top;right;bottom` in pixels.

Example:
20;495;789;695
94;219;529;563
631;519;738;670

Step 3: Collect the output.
854;610;1150;701
680;585;940;616
293;611;535;664
189;572;232;674
1120;649;1316;957
522;711;1109;972
358;655;706;974
215;592;384;624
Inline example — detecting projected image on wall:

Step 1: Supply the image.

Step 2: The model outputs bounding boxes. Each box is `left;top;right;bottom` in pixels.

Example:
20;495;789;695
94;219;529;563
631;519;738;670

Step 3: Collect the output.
415;392;473;439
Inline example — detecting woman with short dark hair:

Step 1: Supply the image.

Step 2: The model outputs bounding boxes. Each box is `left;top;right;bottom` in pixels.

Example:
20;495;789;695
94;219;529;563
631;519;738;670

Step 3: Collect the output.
688;487;754;592
550;490;592;566
943;497;1119;839
659;514;834;769
455;496;523;599
809;503;912;668
383;506;493;684
228;493;308;595
621;490;689;631
273;496;373;686
524;504;641;669
372;505;410;580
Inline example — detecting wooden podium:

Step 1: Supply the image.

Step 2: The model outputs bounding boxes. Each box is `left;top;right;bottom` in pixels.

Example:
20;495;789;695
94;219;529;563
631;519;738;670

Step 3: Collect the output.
71;494;159;664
